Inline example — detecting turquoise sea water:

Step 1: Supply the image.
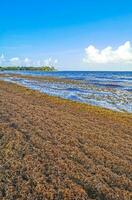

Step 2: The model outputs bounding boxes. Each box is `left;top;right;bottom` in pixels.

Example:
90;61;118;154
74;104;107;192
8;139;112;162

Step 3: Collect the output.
0;71;132;112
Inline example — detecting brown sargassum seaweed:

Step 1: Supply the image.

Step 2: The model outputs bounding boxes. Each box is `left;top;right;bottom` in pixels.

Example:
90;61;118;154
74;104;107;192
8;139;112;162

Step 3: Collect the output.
0;80;132;200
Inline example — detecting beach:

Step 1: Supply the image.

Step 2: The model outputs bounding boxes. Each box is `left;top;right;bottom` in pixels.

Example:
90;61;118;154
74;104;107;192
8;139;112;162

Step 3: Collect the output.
0;80;132;199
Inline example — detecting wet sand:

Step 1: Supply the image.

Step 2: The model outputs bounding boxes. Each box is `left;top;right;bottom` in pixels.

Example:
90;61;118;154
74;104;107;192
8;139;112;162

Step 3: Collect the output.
0;80;132;200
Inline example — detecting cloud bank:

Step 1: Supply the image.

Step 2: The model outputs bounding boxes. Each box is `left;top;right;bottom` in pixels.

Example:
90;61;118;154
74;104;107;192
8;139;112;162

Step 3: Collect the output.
0;55;58;67
83;41;132;65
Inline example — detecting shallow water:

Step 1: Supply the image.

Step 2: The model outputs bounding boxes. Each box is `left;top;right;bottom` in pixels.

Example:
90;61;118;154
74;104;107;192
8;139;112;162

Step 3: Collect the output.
0;71;132;112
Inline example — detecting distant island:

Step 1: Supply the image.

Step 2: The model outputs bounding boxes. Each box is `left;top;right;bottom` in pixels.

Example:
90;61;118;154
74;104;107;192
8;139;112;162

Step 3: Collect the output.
0;66;57;71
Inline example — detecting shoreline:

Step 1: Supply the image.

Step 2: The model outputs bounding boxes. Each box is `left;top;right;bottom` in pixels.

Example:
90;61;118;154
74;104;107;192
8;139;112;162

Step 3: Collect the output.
0;80;132;199
0;73;132;113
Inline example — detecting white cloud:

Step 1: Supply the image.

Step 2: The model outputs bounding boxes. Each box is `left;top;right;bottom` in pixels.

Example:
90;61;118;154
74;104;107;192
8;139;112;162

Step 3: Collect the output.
0;54;5;65
54;59;58;64
83;41;132;65
35;60;41;67
10;57;21;66
44;57;52;66
44;57;58;66
23;58;32;66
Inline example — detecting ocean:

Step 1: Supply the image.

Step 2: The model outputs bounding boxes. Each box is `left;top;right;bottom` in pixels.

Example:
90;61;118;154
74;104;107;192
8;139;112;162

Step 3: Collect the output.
0;71;132;112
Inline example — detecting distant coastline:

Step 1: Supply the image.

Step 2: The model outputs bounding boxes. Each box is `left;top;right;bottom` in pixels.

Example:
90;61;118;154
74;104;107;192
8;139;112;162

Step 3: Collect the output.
0;66;57;71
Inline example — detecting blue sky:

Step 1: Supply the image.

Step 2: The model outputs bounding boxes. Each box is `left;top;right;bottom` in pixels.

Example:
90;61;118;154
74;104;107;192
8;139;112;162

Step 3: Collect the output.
0;0;132;70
